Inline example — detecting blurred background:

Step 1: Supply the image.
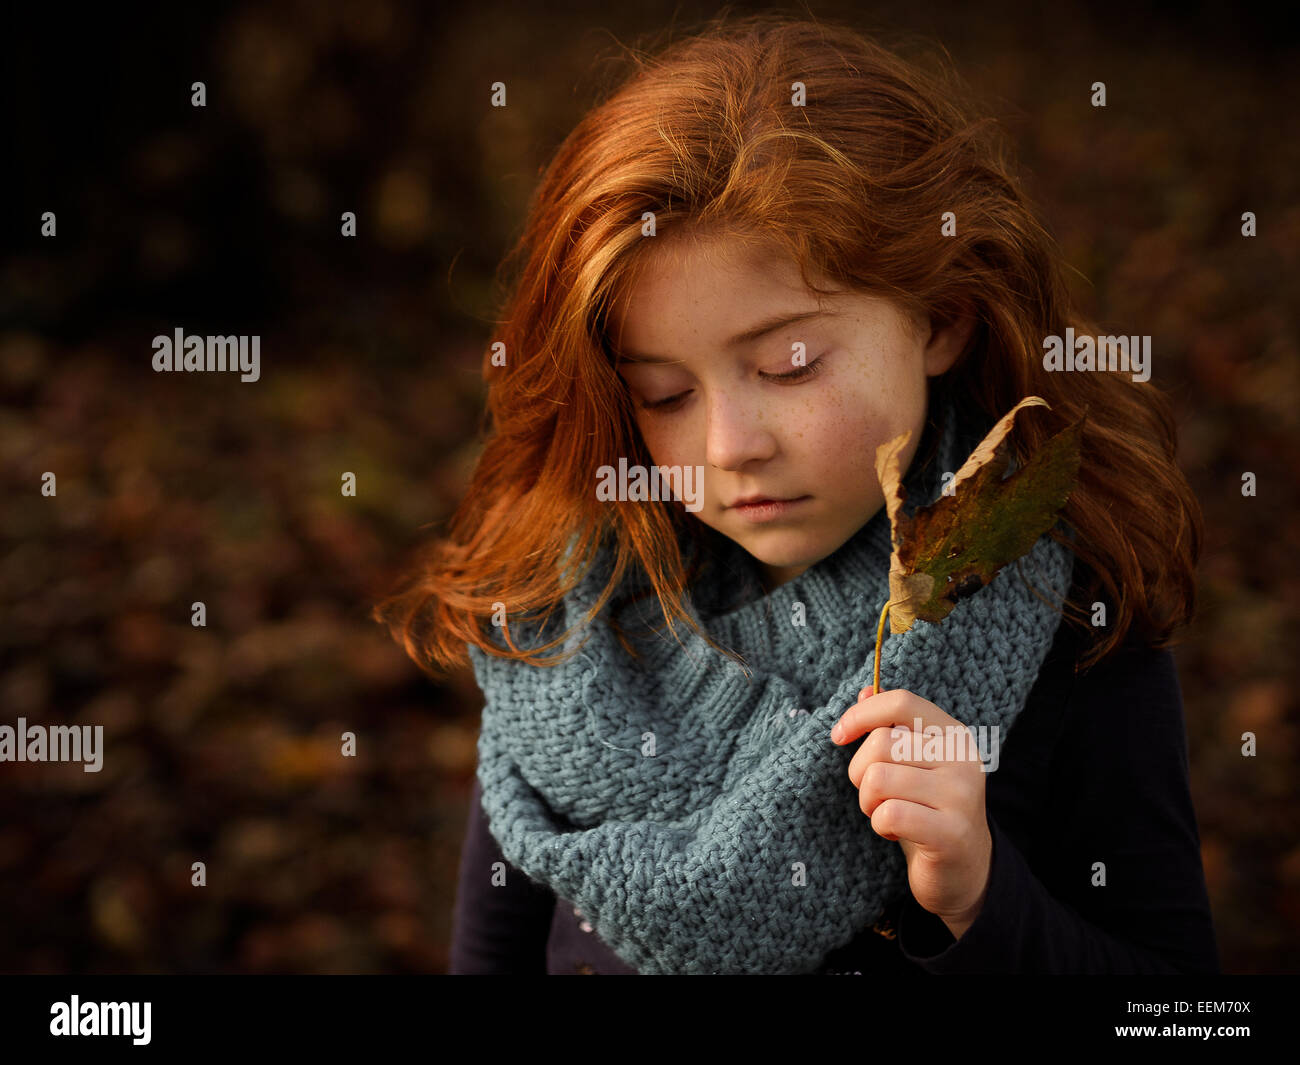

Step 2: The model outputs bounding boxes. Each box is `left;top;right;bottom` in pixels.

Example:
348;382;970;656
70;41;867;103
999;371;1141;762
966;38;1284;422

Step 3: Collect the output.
1;0;1296;973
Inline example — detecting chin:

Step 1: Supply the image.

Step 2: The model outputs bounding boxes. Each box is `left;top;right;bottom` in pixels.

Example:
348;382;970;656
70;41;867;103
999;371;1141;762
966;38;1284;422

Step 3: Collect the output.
742;537;819;568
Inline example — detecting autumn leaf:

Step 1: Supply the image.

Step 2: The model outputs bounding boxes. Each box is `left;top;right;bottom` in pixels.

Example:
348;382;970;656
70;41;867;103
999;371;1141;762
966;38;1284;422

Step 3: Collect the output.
870;396;1085;692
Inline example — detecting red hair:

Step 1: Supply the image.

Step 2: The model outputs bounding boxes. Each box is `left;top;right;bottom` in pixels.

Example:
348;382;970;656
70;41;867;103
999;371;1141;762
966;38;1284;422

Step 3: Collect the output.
372;12;1202;676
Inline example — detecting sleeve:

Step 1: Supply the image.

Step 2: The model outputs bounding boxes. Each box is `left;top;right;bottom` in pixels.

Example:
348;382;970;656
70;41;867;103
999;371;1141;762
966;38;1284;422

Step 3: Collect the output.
894;635;1220;974
447;775;557;974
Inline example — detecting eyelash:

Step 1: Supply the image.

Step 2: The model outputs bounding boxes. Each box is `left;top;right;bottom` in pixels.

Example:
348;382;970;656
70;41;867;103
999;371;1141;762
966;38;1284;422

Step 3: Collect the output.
636;355;826;412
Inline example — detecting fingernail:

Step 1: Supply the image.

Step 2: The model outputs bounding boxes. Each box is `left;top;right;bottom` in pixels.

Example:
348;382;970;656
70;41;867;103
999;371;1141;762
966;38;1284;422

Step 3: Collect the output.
830;721;843;743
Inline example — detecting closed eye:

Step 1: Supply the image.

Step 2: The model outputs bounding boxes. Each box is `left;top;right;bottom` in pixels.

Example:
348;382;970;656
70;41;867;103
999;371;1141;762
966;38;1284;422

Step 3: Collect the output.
636;355;826;412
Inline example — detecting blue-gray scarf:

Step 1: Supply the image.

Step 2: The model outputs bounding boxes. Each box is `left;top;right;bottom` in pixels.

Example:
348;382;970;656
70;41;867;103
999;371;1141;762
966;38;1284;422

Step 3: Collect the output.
467;391;1075;974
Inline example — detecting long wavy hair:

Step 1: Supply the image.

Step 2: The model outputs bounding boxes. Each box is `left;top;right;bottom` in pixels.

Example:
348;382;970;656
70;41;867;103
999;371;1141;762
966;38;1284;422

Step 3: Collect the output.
372;12;1202;677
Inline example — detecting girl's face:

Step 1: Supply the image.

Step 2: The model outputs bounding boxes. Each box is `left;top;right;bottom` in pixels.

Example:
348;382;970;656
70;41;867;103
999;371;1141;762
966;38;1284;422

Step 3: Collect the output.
610;234;972;591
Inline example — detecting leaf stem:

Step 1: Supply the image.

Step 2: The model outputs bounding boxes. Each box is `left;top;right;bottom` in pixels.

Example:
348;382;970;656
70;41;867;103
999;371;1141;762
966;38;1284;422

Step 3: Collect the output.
873;598;891;696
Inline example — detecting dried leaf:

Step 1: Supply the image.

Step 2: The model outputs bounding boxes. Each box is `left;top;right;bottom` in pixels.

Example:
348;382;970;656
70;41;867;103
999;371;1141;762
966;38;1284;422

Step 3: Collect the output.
873;396;1084;636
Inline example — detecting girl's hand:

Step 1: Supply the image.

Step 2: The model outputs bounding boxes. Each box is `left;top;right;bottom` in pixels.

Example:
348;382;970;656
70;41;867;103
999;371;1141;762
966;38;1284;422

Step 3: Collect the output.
829;686;991;940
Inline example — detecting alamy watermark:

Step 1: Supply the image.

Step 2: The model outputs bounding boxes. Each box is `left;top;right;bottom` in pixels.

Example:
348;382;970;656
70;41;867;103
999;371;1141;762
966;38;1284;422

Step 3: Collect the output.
50;996;150;1045
1042;328;1150;383
891;719;1002;773
596;458;703;512
152;328;260;382
0;718;103;772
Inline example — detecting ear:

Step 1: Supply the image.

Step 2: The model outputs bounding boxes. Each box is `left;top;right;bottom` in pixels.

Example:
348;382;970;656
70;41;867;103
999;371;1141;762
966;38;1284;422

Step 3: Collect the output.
922;312;978;377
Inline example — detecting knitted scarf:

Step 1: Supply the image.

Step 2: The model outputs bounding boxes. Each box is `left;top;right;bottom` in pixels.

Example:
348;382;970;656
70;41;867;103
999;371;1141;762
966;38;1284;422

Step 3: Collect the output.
467;389;1077;974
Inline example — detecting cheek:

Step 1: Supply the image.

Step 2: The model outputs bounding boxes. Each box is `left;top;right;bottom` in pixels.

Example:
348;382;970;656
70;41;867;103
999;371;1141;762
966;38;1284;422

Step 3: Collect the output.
802;390;877;454
631;419;679;466
808;391;911;482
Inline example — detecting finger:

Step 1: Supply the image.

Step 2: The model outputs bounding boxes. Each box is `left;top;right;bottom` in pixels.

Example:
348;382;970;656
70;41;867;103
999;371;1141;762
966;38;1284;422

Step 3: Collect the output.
856;760;946;819
847;725;940;786
831;688;938;745
865;795;949;847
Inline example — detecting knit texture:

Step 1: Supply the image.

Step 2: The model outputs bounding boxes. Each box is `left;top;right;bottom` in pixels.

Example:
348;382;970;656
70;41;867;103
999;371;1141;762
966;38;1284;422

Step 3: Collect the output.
467;390;1077;974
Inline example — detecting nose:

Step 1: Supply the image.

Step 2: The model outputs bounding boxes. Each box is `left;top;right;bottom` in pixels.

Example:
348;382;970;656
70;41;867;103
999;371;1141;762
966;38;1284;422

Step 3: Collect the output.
705;387;778;471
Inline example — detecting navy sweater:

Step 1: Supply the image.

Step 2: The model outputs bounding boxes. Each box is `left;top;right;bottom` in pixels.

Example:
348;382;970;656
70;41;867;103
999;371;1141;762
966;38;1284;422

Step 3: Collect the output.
449;605;1220;975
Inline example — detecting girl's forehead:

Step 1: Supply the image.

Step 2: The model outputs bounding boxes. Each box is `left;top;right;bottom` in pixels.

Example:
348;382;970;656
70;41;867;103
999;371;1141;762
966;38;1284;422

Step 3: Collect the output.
609;251;803;346
616;237;808;311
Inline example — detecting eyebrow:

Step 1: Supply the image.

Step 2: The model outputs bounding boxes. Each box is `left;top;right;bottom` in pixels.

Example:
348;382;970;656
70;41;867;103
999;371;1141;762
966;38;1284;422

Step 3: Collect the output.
614;309;828;364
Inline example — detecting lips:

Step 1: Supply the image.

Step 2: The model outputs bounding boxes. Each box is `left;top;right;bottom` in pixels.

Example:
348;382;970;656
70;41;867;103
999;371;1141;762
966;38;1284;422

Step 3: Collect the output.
730;495;799;508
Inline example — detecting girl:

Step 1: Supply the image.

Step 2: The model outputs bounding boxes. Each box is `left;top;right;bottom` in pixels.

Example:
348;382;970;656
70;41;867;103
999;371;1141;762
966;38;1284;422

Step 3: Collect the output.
373;13;1218;975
